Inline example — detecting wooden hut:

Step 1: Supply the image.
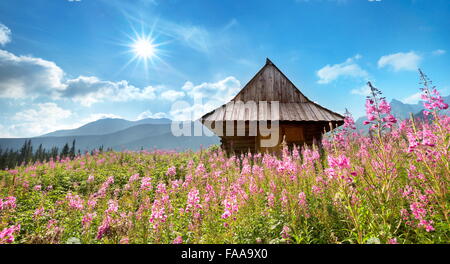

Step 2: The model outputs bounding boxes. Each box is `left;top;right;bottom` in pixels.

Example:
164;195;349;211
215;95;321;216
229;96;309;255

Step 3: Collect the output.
200;58;344;154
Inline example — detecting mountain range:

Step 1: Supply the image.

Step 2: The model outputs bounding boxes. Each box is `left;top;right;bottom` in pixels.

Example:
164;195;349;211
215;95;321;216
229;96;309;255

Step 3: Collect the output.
0;118;219;152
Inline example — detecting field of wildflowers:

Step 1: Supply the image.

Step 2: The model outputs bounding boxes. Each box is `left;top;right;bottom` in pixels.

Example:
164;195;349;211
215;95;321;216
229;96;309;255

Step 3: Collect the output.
0;73;449;244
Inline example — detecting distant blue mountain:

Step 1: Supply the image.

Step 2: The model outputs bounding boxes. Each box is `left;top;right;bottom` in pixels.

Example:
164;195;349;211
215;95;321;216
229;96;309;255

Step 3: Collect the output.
41;117;172;137
0;119;219;152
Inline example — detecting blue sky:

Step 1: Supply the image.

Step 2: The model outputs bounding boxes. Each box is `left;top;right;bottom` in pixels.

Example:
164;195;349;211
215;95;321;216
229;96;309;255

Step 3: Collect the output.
0;0;449;137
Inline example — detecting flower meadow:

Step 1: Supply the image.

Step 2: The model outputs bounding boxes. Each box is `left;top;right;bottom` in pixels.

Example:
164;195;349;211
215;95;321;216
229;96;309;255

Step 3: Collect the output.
1;74;449;244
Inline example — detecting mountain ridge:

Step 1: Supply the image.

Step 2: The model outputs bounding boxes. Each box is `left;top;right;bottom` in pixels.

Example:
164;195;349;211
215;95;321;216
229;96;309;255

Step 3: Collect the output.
0;120;219;152
40;117;172;137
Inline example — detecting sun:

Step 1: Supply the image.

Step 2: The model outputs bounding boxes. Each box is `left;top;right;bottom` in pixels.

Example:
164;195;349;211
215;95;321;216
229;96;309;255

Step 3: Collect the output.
118;26;168;76
132;37;156;59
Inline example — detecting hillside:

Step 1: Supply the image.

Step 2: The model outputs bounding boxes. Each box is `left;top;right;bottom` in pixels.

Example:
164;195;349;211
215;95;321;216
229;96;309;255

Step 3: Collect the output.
41;118;172;137
0;121;219;152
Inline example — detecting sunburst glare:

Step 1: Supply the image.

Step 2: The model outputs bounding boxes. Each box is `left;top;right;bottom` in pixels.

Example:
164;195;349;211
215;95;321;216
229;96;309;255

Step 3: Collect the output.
132;36;156;59
117;25;169;78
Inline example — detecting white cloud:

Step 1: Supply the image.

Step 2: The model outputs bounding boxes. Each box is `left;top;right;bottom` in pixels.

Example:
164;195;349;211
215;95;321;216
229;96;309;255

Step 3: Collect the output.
167;76;242;121
0;49;65;98
316;55;368;84
432;49;446;56
136;77;242;121
0;49;161;105
402;92;422;104
182;76;241;102
62;76;159;106
9;103;72;137
136;110;168;120
378;51;422;71
160;89;185;101
350;85;371;96
0;24;11;46
2;108;128;138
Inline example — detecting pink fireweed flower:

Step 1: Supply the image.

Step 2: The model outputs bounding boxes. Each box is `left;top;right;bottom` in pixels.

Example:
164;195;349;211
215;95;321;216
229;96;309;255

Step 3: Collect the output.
419;74;449;114
140;177;152;191
221;194;238;219
343;113;356;130
252;165;263;180
46;219;64;242
22;180;29;189
173;236;183;244
297;192;310;218
156;183;168;196
66;193;84;211
0;196;16;211
248;177;259;195
82;213;97;229
8;169;19;175
120;237;129;244
33;185;42;191
195;163;206;175
166;166;176;177
407;128;437;152
292;146;300;160
409;202;435;232
402;186;413;198
203;184;216;208
281;225;291;240
421;128;437;147
325;167;336;180
327;154;351;170
183;174;193;188
407;132;419;153
128;173;140;183
33;207;45;219
87;174;95;183
281;189;289;210
171;179;183;190
388;238;398;244
87;195;97;209
95;176;114;198
269;181;277;193
241;164;252;176
186;188;202;212
149;199;167;229
298;192;307;208
105;199;118;214
267;193;275;208
312;185;323;196
96;215;112;239
302;149;320;164
363;83;397;129
379;99;391;114
0;224;20;244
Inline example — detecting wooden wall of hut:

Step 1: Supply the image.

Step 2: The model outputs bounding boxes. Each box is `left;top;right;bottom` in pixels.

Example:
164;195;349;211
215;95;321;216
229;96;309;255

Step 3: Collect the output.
216;121;339;155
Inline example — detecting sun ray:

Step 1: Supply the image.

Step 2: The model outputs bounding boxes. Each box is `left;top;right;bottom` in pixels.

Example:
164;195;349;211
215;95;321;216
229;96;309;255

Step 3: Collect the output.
110;18;173;80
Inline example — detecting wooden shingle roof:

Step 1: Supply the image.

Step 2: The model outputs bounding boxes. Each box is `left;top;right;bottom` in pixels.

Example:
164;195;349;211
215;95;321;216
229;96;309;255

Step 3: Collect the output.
200;58;344;123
